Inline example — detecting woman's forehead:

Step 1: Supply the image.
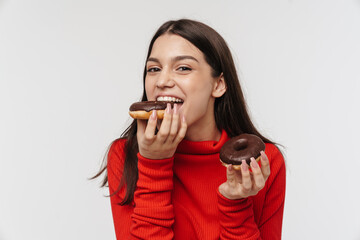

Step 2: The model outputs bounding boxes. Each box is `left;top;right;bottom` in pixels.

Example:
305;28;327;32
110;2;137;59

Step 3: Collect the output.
150;34;203;60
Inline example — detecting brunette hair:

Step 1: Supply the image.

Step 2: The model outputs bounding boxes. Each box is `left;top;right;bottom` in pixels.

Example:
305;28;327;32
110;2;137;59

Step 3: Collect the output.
93;19;278;205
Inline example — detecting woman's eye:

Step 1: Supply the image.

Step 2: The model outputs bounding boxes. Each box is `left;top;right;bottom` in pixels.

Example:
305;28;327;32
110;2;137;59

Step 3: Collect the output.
147;67;161;72
178;66;192;71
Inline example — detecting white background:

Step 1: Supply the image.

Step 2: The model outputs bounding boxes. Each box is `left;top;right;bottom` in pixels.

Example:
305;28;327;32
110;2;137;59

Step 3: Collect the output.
1;0;359;239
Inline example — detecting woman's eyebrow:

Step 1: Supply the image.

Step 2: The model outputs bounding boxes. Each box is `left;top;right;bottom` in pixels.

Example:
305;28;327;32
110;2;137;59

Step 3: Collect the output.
173;55;199;63
146;55;199;64
147;57;160;63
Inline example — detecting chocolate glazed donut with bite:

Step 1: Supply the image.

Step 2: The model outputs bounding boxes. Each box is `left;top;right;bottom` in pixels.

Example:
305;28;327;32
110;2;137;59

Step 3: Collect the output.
220;133;266;170
129;101;173;119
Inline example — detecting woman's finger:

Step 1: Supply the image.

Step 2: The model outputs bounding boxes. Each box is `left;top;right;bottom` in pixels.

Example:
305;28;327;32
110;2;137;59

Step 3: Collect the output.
260;151;271;181
137;119;146;136
226;165;237;188
241;160;252;193
173;115;187;144
250;157;265;191
232;165;243;184
168;103;179;143
143;110;158;143
157;103;172;143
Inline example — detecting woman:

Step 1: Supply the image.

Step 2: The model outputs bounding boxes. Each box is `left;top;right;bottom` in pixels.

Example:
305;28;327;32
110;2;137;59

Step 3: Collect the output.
95;19;286;239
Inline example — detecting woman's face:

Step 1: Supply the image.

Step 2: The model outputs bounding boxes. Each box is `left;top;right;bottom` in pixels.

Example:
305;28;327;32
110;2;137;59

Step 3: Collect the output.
145;33;224;136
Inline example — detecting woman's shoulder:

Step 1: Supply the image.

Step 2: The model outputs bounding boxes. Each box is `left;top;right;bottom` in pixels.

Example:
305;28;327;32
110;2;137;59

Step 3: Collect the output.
106;138;128;199
263;143;286;198
109;138;127;158
107;138;127;182
264;142;286;167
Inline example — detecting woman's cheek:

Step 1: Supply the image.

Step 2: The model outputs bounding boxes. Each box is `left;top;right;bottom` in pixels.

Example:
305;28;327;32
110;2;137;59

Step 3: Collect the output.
178;105;187;121
179;105;192;126
144;78;156;99
183;104;204;126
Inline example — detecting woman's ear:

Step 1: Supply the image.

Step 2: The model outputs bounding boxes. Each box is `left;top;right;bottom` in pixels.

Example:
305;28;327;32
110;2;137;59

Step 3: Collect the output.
212;73;226;98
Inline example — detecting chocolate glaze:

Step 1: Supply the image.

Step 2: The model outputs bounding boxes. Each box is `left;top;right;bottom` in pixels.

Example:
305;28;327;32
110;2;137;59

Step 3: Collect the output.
220;134;265;165
129;101;174;112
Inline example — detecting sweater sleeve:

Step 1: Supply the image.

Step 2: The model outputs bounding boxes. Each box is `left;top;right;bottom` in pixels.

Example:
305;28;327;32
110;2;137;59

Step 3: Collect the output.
107;140;175;240
107;139;133;239
257;145;286;239
217;144;286;240
130;153;175;240
217;192;261;240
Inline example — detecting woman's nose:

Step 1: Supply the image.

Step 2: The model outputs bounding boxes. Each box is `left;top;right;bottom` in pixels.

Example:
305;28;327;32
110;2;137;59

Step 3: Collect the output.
156;69;175;88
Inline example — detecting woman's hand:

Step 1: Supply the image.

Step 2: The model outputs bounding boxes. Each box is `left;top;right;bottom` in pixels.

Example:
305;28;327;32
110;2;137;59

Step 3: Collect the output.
218;151;271;200
137;103;187;159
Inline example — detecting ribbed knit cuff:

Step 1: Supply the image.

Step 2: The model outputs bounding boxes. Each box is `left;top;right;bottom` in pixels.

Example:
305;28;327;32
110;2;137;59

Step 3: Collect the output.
137;153;174;180
217;189;260;239
135;153;174;204
217;188;249;210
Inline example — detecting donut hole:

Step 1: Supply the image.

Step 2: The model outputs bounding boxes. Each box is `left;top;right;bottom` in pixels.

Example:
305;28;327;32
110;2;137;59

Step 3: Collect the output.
233;140;248;151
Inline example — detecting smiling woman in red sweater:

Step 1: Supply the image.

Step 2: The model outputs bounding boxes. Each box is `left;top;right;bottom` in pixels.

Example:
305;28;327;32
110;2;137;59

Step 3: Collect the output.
95;19;286;239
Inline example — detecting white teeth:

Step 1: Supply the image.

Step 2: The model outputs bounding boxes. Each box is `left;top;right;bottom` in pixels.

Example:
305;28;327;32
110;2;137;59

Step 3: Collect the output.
157;96;183;103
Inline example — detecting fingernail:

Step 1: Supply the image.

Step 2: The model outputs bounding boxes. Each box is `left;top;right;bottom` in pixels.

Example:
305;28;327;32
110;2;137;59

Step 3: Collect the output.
173;103;178;114
228;165;233;171
250;157;258;168
166;103;171;113
241;160;248;171
151;110;157;120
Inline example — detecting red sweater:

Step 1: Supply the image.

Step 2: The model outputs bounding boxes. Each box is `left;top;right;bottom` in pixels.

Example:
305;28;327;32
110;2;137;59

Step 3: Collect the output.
107;130;286;240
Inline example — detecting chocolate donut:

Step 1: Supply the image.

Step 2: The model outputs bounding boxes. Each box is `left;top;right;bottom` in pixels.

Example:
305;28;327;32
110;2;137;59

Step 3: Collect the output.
129;101;173;119
220;134;265;168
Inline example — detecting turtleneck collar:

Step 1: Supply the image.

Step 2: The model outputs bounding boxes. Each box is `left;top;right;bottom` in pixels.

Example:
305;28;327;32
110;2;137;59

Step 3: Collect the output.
175;130;230;155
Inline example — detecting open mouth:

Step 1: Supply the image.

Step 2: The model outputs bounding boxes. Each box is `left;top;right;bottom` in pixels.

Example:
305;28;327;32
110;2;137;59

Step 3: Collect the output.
156;96;184;103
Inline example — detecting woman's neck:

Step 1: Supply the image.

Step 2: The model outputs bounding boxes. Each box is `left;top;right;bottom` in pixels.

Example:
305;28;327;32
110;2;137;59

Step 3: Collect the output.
185;119;221;142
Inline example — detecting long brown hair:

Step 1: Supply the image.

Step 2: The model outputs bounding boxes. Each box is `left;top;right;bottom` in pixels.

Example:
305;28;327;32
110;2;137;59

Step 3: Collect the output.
93;19;278;205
